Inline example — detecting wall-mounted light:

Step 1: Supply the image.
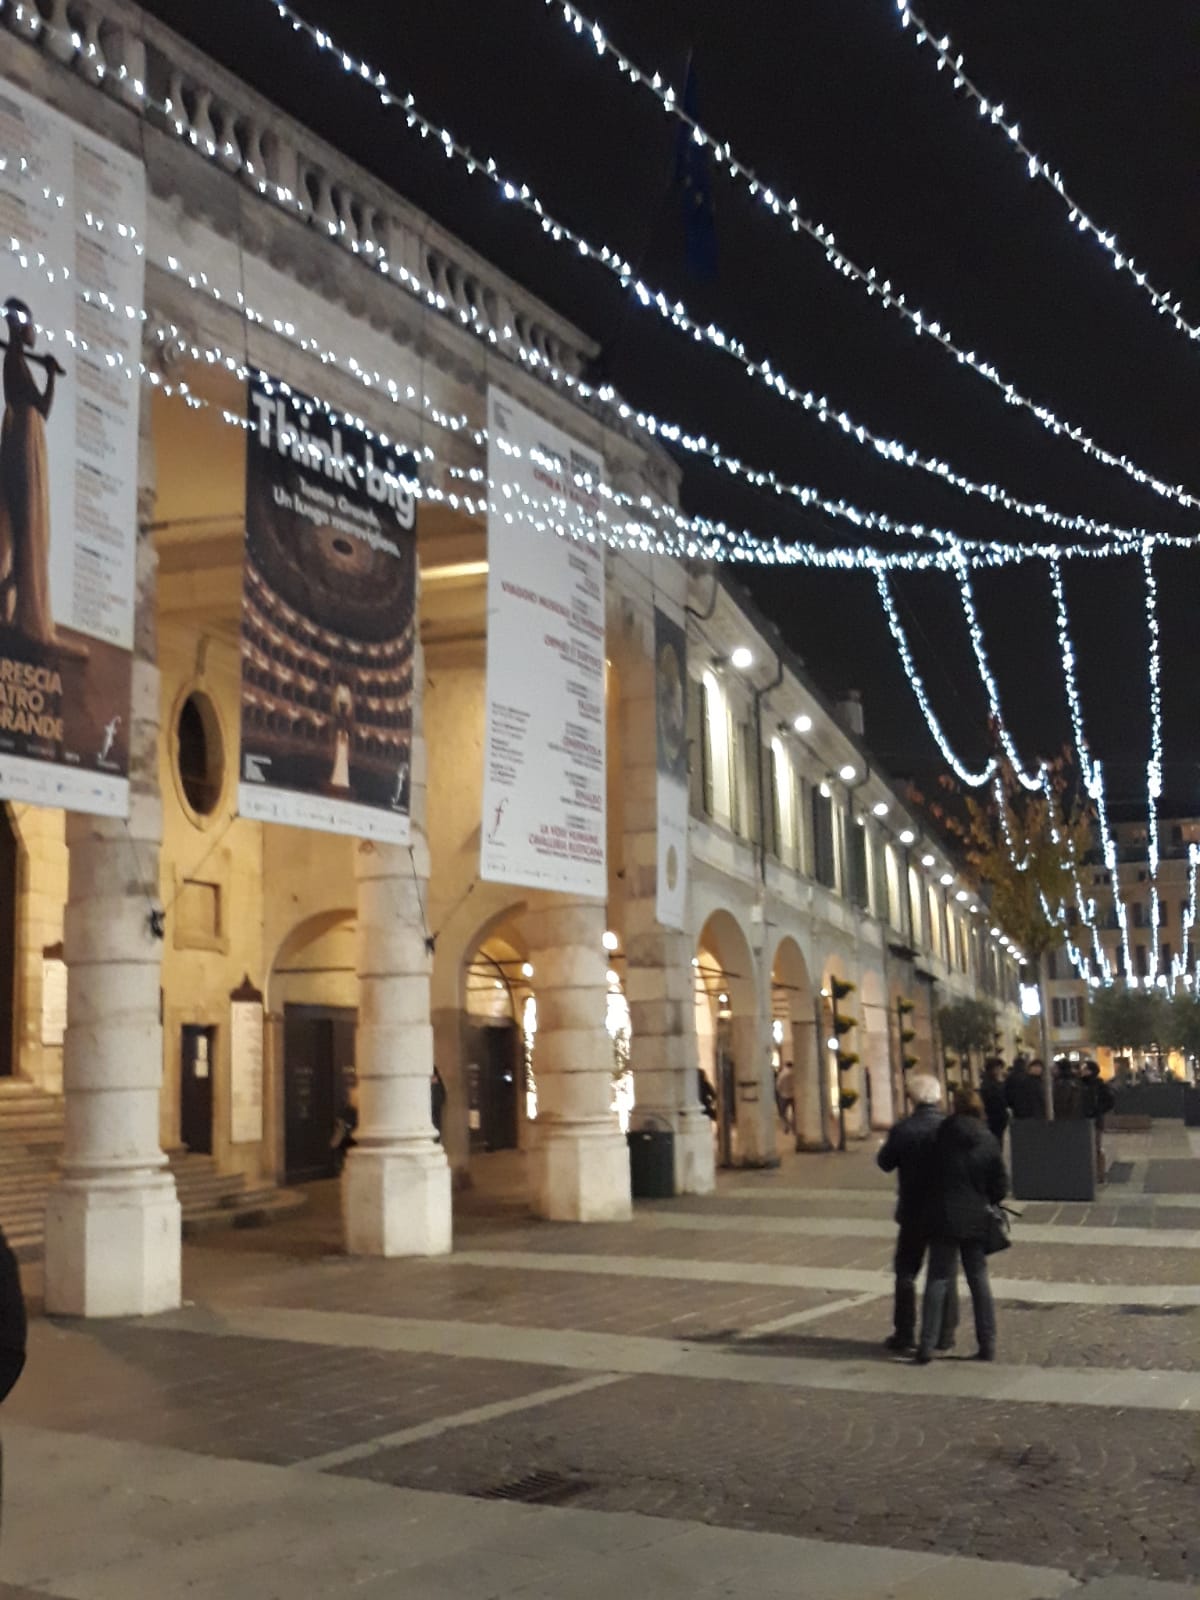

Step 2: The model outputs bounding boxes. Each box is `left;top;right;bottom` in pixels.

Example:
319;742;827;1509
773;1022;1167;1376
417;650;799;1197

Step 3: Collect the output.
718;991;729;1005
731;647;754;670
839;763;857;782
955;889;969;903
921;853;935;868
940;873;955;887
793;713;813;734
872;802;889;818
521;962;534;979
819;781;832;799
602;930;619;951
899;829;915;845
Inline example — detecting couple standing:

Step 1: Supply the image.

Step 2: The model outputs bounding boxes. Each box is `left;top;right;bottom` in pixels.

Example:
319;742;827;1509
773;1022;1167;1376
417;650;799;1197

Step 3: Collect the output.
877;1075;1009;1364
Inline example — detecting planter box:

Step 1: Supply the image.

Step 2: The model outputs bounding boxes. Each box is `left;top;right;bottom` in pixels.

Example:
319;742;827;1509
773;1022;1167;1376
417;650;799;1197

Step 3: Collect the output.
1112;1084;1186;1120
1010;1118;1096;1202
1184;1088;1200;1129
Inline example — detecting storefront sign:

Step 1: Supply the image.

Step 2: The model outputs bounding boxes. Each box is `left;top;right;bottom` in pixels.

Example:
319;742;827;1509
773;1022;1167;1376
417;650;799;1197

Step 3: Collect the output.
230;980;265;1146
481;389;606;896
238;374;418;841
0;78;144;817
654;607;689;929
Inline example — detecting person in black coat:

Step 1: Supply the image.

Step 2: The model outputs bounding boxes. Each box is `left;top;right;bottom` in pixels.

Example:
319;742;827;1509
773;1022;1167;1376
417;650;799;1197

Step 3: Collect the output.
980;1057;1009;1144
877;1074;958;1355
916;1085;1008;1364
1080;1059;1115;1182
1008;1057;1048;1120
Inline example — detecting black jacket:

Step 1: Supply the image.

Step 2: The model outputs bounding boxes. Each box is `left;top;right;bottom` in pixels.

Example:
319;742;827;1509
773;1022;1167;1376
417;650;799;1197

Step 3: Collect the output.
1080;1076;1115;1121
929;1114;1008;1243
980;1079;1008;1141
1008;1072;1048;1120
877;1103;945;1226
0;1225;26;1403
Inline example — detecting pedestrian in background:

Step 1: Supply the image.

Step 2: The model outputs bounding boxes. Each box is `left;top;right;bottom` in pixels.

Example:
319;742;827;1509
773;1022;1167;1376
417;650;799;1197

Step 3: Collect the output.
1080;1059;1115;1182
431;1065;447;1141
1009;1057;1047;1120
877;1074;958;1357
916;1086;1008;1364
980;1057;1009;1145
1053;1058;1084;1120
697;1066;717;1122
775;1060;795;1134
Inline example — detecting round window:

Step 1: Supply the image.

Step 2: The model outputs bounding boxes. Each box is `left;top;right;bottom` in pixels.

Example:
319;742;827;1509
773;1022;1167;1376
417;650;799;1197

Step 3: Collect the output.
176;692;224;818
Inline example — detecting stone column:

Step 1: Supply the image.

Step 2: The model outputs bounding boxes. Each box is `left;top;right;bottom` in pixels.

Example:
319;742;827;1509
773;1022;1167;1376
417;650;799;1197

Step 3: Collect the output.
615;592;714;1194
44;422;181;1318
344;632;451;1257
525;898;631;1221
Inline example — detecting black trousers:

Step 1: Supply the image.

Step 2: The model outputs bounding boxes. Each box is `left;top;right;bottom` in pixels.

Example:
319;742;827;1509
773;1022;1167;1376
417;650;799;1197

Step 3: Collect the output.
893;1221;958;1347
919;1237;996;1358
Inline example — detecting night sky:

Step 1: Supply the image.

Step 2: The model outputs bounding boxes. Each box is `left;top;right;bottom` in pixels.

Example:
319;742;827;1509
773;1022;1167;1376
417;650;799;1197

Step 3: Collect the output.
142;0;1200;807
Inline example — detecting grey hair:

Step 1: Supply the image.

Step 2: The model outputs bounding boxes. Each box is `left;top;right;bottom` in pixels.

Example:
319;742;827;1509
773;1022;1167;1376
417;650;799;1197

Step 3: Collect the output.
907;1074;942;1107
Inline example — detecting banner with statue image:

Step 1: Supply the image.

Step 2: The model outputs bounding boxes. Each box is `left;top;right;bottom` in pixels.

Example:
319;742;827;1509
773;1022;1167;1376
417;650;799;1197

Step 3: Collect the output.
654;606;689;929
237;373;418;842
0;76;144;817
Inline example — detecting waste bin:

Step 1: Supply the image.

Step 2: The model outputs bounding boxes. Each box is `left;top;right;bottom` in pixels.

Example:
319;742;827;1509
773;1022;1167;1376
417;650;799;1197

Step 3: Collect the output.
627;1121;675;1199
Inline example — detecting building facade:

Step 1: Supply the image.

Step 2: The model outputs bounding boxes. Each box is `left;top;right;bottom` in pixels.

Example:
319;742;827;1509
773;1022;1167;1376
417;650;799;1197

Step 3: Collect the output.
0;0;1022;1317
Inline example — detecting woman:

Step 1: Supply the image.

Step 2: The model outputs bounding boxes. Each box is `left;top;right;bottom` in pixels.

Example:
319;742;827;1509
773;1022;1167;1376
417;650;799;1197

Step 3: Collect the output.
0;298;64;643
915;1085;1008;1364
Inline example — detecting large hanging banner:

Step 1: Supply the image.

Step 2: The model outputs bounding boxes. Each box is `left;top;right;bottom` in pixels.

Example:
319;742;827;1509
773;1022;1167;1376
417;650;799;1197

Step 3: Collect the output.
238;375;418;841
654;606;689;929
482;388;606;895
0;79;144;817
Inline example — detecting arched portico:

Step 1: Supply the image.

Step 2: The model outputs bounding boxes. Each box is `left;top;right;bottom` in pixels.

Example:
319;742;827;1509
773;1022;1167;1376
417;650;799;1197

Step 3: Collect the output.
858;967;893;1132
696;909;772;1166
771;936;821;1151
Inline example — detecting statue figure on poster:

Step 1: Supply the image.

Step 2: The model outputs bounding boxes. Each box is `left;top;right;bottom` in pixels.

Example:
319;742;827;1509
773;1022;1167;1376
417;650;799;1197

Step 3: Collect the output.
0;298;65;644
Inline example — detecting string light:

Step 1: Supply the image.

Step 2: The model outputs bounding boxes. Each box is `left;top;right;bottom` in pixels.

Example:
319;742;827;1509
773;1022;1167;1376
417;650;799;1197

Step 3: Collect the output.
545;0;1200;520
258;0;1196;546
894;4;1200;353
951;547;1044;791
1143;540;1164;980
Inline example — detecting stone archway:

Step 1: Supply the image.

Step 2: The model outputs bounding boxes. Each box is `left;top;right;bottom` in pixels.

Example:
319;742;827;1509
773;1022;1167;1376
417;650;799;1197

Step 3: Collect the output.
697;909;771;1166
771;936;820;1150
859;967;894;1133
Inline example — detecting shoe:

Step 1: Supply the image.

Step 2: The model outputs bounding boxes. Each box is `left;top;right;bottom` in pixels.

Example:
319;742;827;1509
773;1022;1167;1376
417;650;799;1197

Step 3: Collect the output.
913;1349;933;1365
974;1349;996;1362
884;1334;915;1354
935;1338;956;1353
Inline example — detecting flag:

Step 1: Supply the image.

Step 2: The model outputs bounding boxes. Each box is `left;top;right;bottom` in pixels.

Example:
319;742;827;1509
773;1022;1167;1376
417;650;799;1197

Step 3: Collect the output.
674;64;717;282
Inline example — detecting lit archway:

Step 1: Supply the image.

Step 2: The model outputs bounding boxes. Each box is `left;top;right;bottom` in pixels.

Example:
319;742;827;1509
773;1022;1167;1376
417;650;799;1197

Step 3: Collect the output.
696;909;770;1166
771;937;819;1150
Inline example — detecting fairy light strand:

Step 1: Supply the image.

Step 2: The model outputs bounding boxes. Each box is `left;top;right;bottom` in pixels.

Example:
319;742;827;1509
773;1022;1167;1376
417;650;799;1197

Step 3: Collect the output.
544;0;1200;520
894;4;1200;352
256;0;1200;543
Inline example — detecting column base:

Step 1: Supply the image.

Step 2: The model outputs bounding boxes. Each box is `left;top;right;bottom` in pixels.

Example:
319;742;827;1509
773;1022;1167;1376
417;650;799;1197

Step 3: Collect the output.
44;1173;181;1318
343;1143;452;1257
673;1115;716;1195
531;1125;632;1222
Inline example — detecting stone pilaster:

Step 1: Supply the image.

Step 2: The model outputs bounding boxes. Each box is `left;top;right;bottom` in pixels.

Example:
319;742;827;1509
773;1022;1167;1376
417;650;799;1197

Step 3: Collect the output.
344;631;451;1257
44;421;181;1318
525;899;631;1222
617;599;714;1194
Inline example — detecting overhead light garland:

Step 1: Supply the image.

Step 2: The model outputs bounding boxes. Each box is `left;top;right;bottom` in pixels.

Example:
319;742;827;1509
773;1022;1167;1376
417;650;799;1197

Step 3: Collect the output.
544;1;1200;521
893;4;1200;352
257;0;1198;545
1142;540;1164;981
951;547;1044;791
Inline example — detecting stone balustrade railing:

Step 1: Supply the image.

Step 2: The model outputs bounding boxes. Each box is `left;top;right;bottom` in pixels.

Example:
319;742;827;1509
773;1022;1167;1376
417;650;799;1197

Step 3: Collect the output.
5;0;598;384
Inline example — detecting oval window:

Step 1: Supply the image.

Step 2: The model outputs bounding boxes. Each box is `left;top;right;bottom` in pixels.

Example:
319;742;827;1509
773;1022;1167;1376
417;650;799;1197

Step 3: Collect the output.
176;692;224;817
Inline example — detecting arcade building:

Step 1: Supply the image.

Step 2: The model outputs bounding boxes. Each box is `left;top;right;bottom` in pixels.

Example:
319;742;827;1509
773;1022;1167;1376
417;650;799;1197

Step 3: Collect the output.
0;0;1024;1317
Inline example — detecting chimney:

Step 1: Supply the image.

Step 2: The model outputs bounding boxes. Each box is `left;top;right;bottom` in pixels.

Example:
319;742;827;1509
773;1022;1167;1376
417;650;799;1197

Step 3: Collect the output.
836;689;865;738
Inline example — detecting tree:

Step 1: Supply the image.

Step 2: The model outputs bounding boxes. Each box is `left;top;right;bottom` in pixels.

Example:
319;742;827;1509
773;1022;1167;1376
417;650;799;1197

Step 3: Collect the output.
938;997;998;1083
1089;985;1174;1063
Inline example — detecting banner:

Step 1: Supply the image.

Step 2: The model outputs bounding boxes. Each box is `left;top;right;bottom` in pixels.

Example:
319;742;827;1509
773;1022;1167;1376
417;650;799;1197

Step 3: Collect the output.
482;388;606;896
238;375;418;841
0;79;144;817
654;607;689;929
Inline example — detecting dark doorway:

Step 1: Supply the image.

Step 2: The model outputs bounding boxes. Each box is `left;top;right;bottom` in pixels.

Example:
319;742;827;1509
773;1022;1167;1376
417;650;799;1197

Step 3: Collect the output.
0;809;15;1078
180;1024;216;1155
283;1004;356;1183
464;1021;520;1151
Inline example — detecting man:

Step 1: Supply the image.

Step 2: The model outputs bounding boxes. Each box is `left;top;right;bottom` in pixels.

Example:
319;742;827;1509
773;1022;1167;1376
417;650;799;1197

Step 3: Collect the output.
0;1221;27;1535
877;1074;958;1356
1052;1058;1084;1120
1080;1059;1115;1182
775;1060;795;1133
980;1057;1009;1144
1009;1057;1048;1120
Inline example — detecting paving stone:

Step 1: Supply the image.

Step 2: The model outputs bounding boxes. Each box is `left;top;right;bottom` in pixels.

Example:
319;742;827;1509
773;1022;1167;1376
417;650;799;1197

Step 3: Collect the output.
333;1374;1200;1583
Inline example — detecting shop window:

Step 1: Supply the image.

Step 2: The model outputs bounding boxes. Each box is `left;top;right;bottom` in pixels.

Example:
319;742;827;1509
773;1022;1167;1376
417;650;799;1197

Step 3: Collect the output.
176;693;224;818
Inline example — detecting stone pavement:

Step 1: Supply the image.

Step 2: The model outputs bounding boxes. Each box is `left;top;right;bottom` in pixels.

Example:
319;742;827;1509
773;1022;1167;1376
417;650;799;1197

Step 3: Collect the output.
1;1123;1198;1599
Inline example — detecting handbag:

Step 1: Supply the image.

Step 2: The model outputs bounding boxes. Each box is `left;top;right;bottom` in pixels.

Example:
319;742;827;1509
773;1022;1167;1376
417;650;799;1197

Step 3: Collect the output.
984;1203;1012;1256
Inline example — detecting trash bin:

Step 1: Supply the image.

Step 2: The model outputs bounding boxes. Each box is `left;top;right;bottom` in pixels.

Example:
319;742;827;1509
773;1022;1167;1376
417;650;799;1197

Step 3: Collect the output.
627;1121;675;1199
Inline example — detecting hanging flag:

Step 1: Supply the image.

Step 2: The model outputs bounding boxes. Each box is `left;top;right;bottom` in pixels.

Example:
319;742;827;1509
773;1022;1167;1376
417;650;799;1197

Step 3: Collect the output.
674;64;718;282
